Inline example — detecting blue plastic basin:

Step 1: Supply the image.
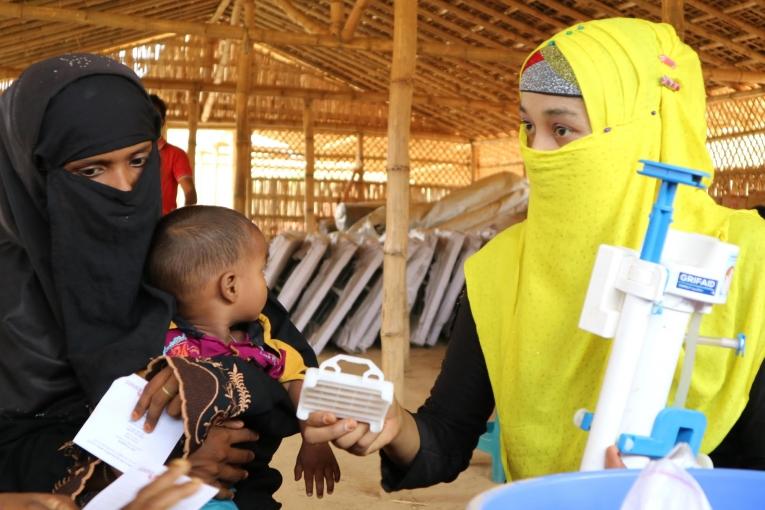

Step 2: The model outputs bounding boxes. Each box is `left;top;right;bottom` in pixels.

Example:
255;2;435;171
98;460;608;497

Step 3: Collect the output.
469;469;765;509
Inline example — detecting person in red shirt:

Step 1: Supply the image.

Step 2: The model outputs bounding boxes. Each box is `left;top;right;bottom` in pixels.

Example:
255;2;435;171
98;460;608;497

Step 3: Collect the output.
149;94;197;215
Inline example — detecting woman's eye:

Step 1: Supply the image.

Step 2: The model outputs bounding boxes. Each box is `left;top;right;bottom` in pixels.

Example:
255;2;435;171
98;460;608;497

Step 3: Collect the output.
77;166;103;178
521;121;534;132
553;125;572;137
130;156;148;167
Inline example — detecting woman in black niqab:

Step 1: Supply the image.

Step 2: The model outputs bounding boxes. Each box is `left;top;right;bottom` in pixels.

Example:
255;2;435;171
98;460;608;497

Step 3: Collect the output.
0;54;172;490
0;55;319;507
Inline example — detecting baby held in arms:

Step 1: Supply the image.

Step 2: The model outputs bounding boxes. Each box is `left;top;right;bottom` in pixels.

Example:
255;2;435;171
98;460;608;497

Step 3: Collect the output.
145;205;340;501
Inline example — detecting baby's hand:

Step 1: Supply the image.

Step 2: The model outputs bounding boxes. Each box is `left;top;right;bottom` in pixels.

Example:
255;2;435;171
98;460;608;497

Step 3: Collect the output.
131;366;182;432
294;440;341;498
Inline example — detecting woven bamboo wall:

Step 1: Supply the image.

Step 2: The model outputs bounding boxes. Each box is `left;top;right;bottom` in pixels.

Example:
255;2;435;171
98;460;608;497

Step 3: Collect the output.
247;129;468;234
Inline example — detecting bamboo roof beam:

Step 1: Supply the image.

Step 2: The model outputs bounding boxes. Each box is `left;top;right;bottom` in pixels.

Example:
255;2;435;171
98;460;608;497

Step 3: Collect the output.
707;88;765;103
685;0;765;43
289;16;506;143
210;0;233;24
329;0;343;37
202;0;241;122
355;3;517;99
341;0;371;42
141;77;514;111
165;118;469;142
612;0;765;65
502;0;571;29
275;45;506;136
418;1;520;50
0;0;213;46
423;0;547;50
704;68;765;84
0;2;526;63
272;0;328;35
458;1;560;42
662;0;685;40
251;0;520;109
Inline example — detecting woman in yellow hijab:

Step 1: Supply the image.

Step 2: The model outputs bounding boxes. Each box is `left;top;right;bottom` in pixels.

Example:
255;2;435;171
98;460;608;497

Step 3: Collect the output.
303;17;765;486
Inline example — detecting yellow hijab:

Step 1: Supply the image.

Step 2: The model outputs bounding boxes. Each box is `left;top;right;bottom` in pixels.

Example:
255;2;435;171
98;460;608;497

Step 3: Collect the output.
465;18;765;480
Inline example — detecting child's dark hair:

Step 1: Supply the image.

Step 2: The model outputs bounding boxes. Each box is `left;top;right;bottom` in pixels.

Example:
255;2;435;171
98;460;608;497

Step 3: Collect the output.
149;94;167;123
148;206;263;299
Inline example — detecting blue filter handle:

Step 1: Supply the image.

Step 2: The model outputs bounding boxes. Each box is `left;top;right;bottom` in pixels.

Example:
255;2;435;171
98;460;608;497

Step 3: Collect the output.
637;160;709;263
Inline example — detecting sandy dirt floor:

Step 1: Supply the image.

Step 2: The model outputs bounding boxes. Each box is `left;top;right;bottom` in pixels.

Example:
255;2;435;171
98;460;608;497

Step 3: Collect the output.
271;344;498;509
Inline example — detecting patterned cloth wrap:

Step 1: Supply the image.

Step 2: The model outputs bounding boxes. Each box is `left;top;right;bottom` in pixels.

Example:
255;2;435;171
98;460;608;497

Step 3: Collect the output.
54;315;305;504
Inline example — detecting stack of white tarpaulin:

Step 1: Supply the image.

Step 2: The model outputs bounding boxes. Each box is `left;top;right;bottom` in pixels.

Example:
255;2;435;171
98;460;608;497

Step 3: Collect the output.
292;235;358;332
425;234;483;346
335;231;437;353
304;236;383;354
410;231;466;346
264;232;304;288
274;234;329;311
264;172;529;355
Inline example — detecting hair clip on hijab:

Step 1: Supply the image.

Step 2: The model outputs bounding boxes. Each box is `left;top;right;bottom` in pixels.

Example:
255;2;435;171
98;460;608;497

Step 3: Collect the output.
659;54;676;68
660;75;681;92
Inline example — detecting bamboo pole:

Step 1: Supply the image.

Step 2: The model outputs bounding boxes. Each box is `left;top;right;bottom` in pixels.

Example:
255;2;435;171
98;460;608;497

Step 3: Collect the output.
233;1;253;217
662;0;685;40
341;0;372;41
704;67;765;84
210;0;232;24
330;0;344;37
382;0;417;398
303;99;317;233
202;0;242;122
356;132;365;200
272;0;327;34
707;88;765;103
470;140;479;183
0;2;524;63
187;86;200;175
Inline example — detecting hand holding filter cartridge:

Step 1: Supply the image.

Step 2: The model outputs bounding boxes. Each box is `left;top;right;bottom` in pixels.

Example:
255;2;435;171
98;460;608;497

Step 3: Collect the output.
296;354;394;433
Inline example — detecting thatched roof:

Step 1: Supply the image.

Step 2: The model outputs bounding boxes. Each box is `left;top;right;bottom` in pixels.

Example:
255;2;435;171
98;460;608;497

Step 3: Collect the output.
0;0;762;139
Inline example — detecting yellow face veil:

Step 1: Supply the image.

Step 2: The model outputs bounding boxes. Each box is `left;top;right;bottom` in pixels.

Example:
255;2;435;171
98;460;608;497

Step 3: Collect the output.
465;18;765;480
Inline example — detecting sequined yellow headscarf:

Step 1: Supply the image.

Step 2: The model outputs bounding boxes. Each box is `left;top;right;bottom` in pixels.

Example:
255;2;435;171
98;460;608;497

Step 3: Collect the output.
465;18;765;480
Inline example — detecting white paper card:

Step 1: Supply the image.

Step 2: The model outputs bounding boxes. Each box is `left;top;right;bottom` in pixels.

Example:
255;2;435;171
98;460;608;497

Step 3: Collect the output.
82;465;218;510
74;374;184;473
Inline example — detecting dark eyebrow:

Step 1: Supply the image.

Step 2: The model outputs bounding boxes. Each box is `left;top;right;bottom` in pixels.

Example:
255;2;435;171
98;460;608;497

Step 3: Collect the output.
542;108;578;117
72;142;152;166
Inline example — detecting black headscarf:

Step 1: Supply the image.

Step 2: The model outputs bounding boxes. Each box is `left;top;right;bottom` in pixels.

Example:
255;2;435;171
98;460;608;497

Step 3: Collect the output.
0;55;172;420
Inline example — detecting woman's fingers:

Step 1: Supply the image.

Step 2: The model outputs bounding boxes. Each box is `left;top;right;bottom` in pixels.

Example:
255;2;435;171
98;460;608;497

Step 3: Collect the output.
304;417;357;445
333;421;368;451
121;460;203;510
215;463;249;484
225;426;260;447
605;445;626;468
137;459;191;498
131;367;178;432
166;395;182;418
143;375;179;432
212;484;235;500
219;420;245;430
224;444;257;465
